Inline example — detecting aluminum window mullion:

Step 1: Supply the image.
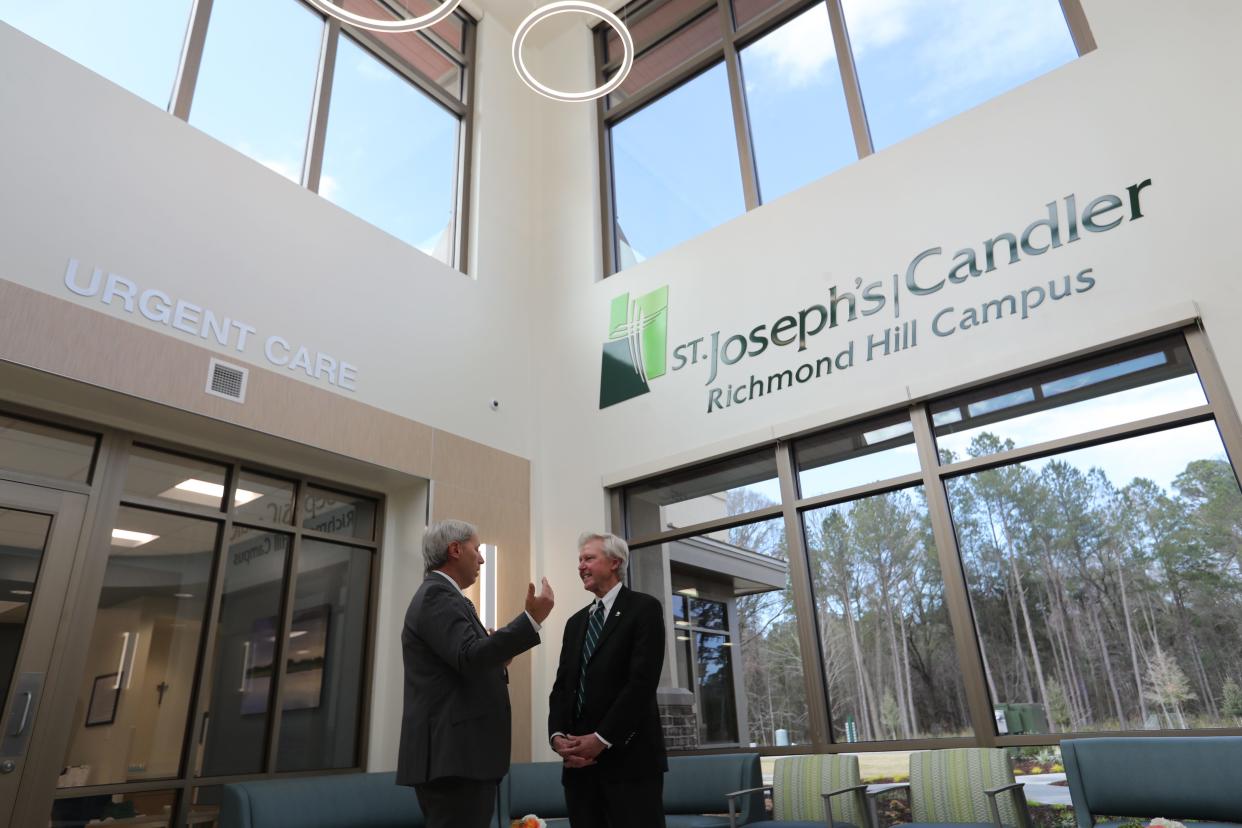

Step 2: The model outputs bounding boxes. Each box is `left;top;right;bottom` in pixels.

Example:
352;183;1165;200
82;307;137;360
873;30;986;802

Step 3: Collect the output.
911;403;997;746
170;0;214;119
823;0;873;159
1058;0;1097;54
600;1;719;74
627;503;786;549
716;0;761;210
265;489;304;774
303;19;340;192
456;18;478;273
1185;326;1242;480
603;44;728;124
775;440;833;751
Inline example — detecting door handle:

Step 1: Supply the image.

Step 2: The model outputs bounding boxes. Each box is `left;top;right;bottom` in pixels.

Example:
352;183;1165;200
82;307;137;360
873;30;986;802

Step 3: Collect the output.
9;692;31;738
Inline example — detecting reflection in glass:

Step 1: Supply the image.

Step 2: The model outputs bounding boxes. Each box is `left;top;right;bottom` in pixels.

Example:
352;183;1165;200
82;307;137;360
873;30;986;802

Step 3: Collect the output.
0;0;193;109
804;488;970;741
50;788;178;828
189;786;223;828
611;63;745;268
842;0;1077;149
276;540;371;770
0;509;51;712
301;486;377;540
624;449;779;538
796;413;919;499
740;3;856;203
695;632;738;743
934;337;1206;462
234;471;297;525
320;36;460;262
635;514;806;750
0;414;97;483
62;507;216;786
189;0;323;182
198;528;290;777
948;421;1242;733
124;446;229;510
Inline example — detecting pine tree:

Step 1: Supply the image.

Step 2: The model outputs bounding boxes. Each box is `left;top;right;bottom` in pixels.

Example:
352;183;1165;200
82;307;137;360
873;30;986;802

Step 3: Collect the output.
1223;677;1242;724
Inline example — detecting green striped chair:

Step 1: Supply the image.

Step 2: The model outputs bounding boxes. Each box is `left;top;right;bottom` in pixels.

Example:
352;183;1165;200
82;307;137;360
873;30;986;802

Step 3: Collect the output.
866;748;1032;828
726;754;868;828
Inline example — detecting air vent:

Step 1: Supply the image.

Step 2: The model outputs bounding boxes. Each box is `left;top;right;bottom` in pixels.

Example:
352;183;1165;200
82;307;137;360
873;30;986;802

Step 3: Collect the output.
206;358;248;403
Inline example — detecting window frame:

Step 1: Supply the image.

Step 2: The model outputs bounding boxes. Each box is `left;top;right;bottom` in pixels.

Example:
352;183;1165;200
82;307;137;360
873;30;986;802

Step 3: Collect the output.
610;324;1242;755
594;0;1096;276
166;0;476;271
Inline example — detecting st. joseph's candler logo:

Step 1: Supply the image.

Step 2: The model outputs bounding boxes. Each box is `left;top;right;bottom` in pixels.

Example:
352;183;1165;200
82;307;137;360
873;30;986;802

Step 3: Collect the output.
599;286;669;409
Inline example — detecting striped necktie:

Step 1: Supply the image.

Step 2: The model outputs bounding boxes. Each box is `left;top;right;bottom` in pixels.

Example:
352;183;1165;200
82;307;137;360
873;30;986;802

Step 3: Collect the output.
575;601;606;717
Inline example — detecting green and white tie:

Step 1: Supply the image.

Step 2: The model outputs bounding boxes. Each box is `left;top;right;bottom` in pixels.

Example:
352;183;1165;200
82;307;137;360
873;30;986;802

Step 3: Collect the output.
575;601;606;717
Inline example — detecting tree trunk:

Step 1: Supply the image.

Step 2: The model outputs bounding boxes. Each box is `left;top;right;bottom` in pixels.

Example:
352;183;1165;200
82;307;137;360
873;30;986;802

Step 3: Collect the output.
1117;558;1149;724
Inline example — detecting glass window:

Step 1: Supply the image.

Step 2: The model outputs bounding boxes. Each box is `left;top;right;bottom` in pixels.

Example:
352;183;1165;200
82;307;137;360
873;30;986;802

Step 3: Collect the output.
0;509;52;712
934;336;1206;462
124;445;230;510
804;487;971;741
739;3;857;203
608;12;723;107
639;514;808;749
611;63;746;268
188;0;323;183
0;0;193;109
948;421;1242;733
842;0;1078;150
341;0;463;97
320;35;460;262
731;0;782;30
796;412;920;499
354;0;465;54
50;789;179;828
0;413;97;483
197;528;291;777
234;470;297;525
189;785;224;828
61;507;217;786
276;539;372;770
301;485;376;540
624;449;780;538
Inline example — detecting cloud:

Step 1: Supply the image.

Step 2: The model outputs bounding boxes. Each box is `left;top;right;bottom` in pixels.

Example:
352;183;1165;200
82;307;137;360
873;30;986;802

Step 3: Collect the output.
746;4;838;90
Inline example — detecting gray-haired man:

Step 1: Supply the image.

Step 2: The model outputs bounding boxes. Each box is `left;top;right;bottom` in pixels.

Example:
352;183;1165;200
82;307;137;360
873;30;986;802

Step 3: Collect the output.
397;519;555;828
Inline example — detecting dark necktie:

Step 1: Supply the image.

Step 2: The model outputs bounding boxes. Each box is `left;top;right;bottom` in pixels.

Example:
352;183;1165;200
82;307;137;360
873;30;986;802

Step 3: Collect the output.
575;601;606;717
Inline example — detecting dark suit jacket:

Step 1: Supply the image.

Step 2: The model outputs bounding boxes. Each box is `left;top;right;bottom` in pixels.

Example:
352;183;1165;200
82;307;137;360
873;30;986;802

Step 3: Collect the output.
548;586;667;781
396;572;540;786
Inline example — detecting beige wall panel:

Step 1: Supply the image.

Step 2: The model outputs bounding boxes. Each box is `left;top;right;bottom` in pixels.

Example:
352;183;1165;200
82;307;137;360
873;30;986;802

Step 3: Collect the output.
0;279;437;476
429;475;533;762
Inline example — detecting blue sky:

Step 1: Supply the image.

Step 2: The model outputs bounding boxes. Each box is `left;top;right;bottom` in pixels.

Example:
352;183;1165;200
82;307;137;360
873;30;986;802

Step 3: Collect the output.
612;0;1078;267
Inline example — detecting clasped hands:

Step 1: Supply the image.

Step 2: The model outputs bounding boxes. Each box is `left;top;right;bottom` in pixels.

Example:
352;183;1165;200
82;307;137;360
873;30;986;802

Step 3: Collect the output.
552;733;604;768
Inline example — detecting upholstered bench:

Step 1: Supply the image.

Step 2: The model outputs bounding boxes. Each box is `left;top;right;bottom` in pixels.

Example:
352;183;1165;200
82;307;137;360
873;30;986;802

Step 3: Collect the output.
1062;736;1242;828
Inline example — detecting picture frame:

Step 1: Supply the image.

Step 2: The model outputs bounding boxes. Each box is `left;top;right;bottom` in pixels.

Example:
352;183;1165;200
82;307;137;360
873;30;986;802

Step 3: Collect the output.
85;672;121;727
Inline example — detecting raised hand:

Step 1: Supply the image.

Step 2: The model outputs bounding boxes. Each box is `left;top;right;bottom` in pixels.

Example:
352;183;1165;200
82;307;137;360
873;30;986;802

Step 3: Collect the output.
525;577;555;624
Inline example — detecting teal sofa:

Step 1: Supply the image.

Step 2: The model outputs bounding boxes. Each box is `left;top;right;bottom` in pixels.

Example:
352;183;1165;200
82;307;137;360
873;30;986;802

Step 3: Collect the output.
503;754;764;827
1061;736;1242;828
221;753;763;828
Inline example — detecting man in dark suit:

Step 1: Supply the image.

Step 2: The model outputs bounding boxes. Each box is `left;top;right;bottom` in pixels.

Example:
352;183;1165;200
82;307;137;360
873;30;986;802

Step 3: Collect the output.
398;519;555;828
548;532;667;828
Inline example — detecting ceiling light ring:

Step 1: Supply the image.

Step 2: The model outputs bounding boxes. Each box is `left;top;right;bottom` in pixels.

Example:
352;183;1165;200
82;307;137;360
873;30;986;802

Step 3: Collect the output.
513;1;635;103
302;0;463;33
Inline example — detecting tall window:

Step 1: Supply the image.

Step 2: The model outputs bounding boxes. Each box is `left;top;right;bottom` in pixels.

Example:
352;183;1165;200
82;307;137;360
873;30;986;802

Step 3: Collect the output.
616;328;1242;757
1;0;475;269
597;0;1090;273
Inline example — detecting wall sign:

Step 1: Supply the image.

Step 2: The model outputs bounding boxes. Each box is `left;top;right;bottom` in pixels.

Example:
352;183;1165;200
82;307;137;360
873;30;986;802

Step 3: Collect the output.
63;258;359;392
600;178;1152;414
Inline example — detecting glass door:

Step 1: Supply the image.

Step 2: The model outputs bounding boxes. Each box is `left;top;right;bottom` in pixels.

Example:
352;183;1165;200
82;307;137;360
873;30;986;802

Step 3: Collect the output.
0;481;87;828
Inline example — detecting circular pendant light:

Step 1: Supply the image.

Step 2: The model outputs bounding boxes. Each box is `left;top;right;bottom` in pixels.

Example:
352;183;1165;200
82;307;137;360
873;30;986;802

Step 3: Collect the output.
302;0;462;33
513;1;635;103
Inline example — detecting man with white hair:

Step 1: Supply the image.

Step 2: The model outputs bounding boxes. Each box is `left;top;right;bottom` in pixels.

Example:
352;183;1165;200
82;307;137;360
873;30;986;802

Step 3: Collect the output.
397;519;555;828
548;532;667;828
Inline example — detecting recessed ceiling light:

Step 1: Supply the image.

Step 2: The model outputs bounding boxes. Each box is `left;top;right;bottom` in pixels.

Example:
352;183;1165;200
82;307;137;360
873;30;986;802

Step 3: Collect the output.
289;630;308;639
112;529;159;547
295;649;311;656
676;588;699;598
10;589;32;596
173;593;194;599
676;635;690;641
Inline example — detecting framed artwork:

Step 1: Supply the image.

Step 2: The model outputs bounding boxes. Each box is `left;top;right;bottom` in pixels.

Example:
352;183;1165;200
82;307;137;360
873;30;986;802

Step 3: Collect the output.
240;604;330;716
85;672;121;727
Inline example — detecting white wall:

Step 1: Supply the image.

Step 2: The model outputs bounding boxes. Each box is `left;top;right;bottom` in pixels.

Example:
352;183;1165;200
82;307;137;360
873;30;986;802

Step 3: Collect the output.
525;0;1242;758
